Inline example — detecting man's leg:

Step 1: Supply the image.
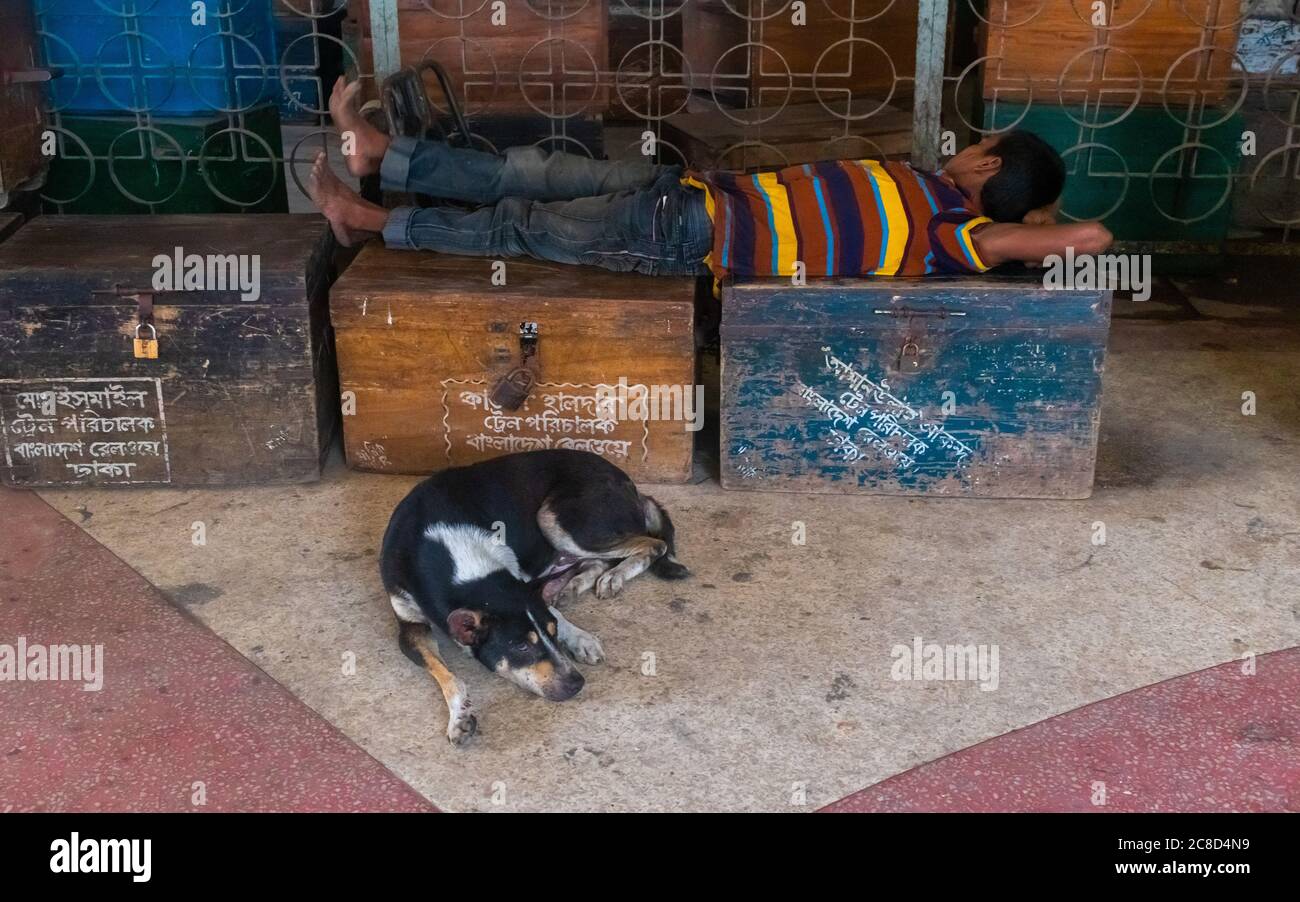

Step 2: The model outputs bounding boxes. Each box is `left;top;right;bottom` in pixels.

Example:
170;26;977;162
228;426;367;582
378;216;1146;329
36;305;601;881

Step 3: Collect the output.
381;138;668;205
383;189;655;268
329;76;668;204
308;153;712;275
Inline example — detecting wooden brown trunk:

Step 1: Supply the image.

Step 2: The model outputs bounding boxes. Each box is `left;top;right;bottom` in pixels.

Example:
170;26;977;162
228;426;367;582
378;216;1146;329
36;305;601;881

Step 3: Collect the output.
681;0;918;105
0;1;47;206
980;0;1242;107
662;100;914;170
347;0;610;116
331;247;696;483
0;215;338;487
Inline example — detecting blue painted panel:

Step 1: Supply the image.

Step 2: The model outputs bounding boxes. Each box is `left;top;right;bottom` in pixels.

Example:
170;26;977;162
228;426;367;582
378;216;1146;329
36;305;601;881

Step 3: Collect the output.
720;278;1112;498
39;0;278;115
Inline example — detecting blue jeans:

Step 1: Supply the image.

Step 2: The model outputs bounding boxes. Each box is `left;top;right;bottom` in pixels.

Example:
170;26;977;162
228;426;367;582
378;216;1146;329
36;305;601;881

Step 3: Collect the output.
379;136;712;276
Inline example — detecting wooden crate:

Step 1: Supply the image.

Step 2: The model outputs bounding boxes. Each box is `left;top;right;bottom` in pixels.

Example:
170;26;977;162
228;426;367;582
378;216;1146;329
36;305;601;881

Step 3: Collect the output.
331;248;696;483
348;0;609;116
0;215;337;487
720;276;1112;498
681;0;917;107
980;0;1242;107
0;0;46;207
662;99;913;170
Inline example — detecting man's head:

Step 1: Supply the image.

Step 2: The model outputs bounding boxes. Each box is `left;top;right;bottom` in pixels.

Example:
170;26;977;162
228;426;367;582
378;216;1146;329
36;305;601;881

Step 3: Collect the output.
943;130;1065;223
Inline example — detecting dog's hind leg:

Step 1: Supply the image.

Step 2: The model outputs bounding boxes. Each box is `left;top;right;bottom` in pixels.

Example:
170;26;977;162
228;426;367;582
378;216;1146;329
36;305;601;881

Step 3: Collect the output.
539;493;668;599
397;620;477;745
548;606;605;664
592;535;668;599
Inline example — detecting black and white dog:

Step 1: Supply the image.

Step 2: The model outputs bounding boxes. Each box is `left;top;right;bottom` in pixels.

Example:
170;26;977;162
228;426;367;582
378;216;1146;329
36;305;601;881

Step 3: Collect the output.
380;449;688;744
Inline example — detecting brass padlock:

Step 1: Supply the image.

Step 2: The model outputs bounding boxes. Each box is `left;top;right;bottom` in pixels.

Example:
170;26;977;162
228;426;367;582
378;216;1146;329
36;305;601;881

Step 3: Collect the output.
133;322;159;359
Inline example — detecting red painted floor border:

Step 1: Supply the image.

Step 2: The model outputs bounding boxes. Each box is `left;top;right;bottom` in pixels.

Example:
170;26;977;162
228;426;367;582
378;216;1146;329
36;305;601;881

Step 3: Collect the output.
821;647;1300;812
0;488;435;812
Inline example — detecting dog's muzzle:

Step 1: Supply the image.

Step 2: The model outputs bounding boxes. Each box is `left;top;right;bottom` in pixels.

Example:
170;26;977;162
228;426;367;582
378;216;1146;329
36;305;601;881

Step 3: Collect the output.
543;669;585;701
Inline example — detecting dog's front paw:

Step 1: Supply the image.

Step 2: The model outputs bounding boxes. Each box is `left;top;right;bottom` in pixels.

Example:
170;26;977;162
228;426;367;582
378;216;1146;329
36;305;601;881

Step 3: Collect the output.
557;580;586;604
595;571;624;599
447;706;478;745
566;630;605;665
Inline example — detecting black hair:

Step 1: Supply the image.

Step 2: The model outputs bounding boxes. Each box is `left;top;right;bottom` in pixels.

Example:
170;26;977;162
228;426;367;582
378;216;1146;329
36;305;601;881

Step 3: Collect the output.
980;130;1066;223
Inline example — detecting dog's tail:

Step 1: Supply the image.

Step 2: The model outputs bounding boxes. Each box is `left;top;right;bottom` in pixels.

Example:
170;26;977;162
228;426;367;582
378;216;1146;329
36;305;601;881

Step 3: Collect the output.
641;495;690;580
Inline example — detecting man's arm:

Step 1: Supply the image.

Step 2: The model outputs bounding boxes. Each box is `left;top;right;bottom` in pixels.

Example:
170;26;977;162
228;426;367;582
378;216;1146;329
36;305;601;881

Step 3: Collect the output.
971;220;1113;267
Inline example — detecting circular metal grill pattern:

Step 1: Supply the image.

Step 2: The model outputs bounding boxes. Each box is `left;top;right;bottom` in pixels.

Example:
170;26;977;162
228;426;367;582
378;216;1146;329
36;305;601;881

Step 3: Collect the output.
28;0;1300;239
976;0;1298;234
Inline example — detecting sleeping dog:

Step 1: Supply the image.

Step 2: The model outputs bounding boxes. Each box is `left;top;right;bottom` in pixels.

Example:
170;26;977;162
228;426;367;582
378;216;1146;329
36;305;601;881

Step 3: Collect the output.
380;449;688;744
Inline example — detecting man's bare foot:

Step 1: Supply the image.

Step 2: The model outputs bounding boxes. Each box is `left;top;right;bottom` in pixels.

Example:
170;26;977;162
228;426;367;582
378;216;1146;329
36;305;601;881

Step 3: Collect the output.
329;75;389;178
307;152;389;247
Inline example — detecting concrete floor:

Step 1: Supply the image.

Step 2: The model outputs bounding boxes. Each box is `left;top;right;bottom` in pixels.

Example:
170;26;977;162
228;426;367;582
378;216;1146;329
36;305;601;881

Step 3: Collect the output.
38;278;1300;812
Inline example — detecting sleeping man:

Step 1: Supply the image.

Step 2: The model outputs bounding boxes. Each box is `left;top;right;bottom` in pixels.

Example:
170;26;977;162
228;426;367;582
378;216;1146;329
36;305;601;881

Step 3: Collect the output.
309;77;1113;281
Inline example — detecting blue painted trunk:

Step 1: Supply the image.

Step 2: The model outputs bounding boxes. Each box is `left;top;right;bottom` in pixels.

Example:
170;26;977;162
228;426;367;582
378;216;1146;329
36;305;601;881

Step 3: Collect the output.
720;276;1112;498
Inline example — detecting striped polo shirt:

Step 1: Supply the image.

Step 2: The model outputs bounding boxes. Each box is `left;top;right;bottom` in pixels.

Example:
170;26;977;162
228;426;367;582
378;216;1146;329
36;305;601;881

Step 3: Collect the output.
684;160;994;281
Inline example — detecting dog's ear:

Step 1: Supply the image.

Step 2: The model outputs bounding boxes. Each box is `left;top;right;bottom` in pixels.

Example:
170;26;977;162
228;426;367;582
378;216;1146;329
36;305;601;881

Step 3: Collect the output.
447;608;488;646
